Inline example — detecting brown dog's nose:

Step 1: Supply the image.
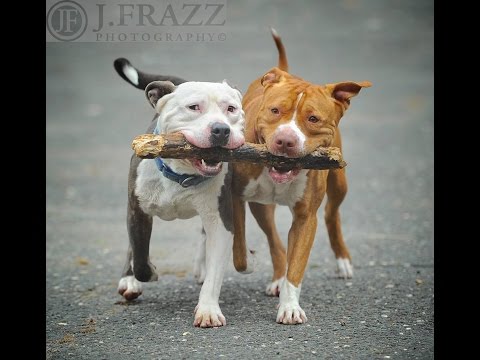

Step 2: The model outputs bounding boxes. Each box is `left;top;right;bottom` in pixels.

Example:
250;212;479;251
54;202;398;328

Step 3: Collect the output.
272;132;299;156
275;137;296;149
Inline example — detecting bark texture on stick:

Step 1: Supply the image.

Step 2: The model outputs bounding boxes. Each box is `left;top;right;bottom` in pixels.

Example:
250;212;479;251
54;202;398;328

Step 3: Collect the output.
132;133;346;170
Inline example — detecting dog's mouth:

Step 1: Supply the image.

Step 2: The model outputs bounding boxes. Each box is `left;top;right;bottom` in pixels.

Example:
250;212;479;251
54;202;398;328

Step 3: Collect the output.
268;166;301;184
190;158;223;177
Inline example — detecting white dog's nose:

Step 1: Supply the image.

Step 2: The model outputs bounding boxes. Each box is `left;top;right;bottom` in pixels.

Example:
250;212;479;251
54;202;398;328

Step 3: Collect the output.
210;122;231;146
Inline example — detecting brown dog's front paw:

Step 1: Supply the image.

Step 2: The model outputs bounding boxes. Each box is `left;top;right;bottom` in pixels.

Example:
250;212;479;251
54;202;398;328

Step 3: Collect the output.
336;258;353;279
276;303;307;325
266;277;284;297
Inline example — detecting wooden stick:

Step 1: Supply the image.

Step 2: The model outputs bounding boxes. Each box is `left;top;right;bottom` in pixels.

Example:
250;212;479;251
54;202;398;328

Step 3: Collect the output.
132;133;346;170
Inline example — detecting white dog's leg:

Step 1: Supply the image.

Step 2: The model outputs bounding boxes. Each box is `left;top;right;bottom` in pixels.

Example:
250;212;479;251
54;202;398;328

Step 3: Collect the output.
193;229;207;284
193;220;232;328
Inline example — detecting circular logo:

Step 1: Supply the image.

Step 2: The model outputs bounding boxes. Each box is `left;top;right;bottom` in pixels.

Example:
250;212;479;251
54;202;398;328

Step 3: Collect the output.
46;1;88;41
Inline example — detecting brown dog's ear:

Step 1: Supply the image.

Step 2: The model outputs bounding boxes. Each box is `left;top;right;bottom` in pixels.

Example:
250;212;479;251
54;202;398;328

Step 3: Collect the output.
326;81;372;106
261;67;288;87
145;81;176;108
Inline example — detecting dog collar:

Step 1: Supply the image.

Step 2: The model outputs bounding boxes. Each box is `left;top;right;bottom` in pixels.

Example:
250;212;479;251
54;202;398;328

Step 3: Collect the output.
154;157;210;188
152;127;209;188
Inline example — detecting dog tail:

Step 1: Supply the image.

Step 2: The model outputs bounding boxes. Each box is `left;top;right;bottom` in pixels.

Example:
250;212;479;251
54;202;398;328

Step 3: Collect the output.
113;58;187;90
270;27;289;72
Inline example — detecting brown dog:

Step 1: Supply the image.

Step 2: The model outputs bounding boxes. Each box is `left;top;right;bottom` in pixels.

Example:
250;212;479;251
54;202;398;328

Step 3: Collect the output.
231;29;371;324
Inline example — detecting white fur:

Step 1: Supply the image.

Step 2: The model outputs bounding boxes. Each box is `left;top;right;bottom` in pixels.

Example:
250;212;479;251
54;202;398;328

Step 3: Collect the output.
266;276;284;296
276;93;306;150
274;93;307;153
135;159;232;327
135;159;209;220
118;275;142;295
129;81;245;327
194;211;233;327
337;258;353;279
242;167;309;206
123;64;139;86
193;303;226;327
154;82;245;151
277;120;306;149
276;280;307;324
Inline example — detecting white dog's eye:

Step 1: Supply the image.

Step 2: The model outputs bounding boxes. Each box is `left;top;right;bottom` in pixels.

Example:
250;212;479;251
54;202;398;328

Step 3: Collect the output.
188;104;200;111
228;105;236;112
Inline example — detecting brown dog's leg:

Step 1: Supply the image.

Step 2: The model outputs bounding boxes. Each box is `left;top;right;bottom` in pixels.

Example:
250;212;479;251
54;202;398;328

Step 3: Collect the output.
286;196;324;287
277;171;326;324
248;202;287;296
325;167;353;278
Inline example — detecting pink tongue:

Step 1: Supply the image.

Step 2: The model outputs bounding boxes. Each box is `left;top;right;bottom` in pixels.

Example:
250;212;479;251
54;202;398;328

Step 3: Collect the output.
268;168;296;184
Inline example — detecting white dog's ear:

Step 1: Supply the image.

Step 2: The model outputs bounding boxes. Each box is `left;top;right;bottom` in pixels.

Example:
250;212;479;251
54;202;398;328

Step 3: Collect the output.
222;79;243;101
145;81;176;108
222;79;239;90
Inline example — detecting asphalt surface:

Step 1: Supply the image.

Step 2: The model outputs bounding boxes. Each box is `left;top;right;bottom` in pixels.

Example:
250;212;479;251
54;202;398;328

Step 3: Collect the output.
46;1;434;359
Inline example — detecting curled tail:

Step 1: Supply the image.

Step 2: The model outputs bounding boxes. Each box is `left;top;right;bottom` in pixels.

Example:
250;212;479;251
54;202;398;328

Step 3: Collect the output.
270;27;289;72
113;58;187;90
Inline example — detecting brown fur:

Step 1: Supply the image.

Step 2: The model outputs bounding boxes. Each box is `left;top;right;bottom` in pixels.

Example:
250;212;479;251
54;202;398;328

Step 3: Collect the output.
232;32;371;288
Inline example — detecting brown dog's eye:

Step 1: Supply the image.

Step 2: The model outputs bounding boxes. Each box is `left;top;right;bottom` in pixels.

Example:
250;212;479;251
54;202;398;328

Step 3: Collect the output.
228;105;236;112
308;115;319;123
271;108;279;114
188;104;200;111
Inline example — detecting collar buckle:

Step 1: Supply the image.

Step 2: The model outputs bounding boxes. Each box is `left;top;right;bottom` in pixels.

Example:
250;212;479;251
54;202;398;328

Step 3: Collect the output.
180;176;200;188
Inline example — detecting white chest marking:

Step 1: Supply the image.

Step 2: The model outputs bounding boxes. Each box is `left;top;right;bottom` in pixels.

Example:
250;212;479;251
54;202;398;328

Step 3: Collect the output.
134;159;223;220
242;168;308;206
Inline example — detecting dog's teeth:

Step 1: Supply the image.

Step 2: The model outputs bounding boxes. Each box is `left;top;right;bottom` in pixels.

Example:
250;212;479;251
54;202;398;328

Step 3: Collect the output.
272;167;277;172
201;159;206;167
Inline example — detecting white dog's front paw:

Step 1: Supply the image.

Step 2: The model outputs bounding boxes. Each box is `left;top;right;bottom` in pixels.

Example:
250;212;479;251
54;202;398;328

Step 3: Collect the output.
276;303;307;325
336;258;353;279
118;275;143;300
193;303;226;328
266;277;284;297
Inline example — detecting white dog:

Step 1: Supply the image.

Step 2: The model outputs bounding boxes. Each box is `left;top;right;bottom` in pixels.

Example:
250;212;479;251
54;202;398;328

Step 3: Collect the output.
114;58;245;327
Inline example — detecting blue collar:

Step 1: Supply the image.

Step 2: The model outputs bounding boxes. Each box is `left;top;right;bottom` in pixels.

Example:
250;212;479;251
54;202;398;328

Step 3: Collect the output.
152;127;210;188
154;157;210;188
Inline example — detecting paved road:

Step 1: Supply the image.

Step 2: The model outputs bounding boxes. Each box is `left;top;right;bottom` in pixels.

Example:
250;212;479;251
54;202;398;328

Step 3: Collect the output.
46;1;433;358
